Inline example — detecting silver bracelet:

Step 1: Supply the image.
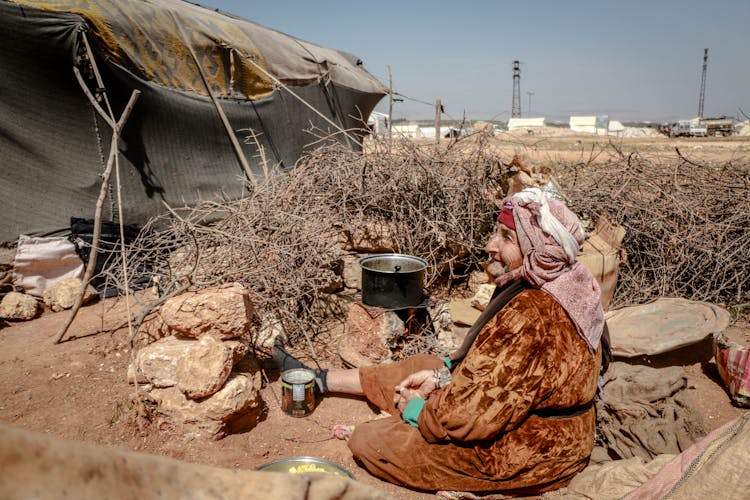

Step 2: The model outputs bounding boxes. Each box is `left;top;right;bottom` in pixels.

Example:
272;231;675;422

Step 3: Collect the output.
433;367;452;388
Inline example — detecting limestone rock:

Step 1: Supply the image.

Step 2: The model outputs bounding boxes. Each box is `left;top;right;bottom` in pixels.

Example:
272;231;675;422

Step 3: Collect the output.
342;220;396;253
176;335;233;399
428;301;458;353
225;337;250;364
468;269;492;293
472;284;496;310
149;373;262;440
130;335;249;388
0;291;39;320
132;313;170;350
126;363;148;385
254;314;285;352
341;254;364;290
160;284;252;339
42;278;97;312
338;303;402;367
232;355;262;389
130;336;195;387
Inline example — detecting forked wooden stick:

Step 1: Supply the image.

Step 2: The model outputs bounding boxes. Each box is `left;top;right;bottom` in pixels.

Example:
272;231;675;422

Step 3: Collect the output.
54;89;141;344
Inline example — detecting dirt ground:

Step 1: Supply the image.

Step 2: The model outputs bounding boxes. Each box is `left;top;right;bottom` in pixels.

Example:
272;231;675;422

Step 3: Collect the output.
1;295;747;500
0;297;438;499
1;133;748;499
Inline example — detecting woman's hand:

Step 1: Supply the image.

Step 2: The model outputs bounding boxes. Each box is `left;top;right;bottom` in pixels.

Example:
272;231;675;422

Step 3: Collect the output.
392;369;438;410
393;386;421;412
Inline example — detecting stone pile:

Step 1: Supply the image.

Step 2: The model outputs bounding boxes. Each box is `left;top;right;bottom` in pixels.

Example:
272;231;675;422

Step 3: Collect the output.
0;277;97;320
128;283;263;440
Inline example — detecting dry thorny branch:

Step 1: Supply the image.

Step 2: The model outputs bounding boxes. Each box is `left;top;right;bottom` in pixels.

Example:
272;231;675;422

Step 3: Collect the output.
557;143;750;311
93;129;750;352
98;129;505;348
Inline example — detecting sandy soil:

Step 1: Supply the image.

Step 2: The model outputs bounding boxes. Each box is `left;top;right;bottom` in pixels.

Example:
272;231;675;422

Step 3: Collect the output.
1;294;747;499
1;133;748;499
0;297;436;499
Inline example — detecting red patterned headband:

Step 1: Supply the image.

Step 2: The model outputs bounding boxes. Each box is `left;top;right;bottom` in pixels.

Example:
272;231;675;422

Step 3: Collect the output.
496;202;516;230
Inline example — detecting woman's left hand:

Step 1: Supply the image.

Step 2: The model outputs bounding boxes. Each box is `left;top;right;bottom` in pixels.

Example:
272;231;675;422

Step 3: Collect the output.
393;369;435;411
393;386;421;412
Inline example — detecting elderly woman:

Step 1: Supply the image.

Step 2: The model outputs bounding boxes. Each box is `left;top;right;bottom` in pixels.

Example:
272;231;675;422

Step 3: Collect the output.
273;188;605;495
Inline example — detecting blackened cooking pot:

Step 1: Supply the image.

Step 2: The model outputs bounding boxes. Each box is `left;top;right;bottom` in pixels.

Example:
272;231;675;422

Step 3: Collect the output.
359;253;427;309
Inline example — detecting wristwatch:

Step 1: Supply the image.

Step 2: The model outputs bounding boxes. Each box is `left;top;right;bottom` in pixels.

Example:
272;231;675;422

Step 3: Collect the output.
433;367;452;388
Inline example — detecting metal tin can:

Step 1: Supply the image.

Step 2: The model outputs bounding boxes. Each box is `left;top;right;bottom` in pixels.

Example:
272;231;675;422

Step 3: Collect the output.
281;368;316;417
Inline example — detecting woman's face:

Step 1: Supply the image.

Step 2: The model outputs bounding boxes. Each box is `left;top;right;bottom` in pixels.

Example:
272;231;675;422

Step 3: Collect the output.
485;223;523;274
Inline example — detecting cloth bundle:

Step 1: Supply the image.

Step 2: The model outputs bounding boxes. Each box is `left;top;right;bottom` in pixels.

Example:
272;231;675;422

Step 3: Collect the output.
596;362;705;461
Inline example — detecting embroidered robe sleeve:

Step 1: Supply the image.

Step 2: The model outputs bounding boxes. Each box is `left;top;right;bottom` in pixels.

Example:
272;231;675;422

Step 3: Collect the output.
417;294;556;443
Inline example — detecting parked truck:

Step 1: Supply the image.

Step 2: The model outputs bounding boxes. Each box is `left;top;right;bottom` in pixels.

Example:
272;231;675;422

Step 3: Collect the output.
669;120;706;137
700;116;734;137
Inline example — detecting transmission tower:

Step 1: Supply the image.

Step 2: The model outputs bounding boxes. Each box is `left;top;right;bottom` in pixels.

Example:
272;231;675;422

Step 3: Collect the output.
511;60;521;118
698;48;708;118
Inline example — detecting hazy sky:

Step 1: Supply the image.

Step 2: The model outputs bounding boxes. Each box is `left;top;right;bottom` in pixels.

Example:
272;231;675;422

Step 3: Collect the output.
197;0;748;123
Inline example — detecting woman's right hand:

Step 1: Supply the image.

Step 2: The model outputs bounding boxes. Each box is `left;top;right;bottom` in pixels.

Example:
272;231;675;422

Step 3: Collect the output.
393;370;438;404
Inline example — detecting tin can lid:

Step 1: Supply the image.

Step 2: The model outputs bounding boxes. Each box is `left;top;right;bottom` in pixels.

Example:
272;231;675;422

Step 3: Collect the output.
282;368;315;384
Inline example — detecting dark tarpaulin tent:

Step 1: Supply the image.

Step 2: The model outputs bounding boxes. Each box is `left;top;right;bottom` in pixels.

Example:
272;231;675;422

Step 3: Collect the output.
0;0;387;244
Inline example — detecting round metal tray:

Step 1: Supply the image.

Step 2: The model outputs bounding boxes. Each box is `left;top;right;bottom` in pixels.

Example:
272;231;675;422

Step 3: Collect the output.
256;456;354;479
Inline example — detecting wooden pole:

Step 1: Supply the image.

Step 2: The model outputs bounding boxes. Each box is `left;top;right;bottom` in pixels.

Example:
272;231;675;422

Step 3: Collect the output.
81;32;115;122
435;98;442;146
173;16;258;189
73;67;114;128
58;35;137;344
388;66;393;150
54;89;141;344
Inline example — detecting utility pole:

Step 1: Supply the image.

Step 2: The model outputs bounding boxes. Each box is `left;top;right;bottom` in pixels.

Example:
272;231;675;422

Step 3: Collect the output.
511;60;521;118
435;98;442;145
698;48;708;119
526;91;534;118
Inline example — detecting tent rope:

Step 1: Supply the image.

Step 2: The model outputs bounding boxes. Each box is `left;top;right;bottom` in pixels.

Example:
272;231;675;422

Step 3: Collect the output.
239;51;362;147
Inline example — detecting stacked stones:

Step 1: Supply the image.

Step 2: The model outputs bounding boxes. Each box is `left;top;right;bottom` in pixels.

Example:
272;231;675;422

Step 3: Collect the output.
128;283;262;440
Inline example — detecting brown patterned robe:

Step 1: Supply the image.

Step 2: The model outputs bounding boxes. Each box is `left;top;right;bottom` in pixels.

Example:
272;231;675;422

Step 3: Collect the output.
349;289;601;494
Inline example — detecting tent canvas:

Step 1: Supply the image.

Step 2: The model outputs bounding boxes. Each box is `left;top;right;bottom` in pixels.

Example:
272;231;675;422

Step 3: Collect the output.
0;0;386;244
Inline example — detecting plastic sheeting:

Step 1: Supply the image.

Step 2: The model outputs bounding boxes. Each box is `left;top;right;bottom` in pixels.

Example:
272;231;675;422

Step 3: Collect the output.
12;235;83;297
714;333;750;407
8;0;385;100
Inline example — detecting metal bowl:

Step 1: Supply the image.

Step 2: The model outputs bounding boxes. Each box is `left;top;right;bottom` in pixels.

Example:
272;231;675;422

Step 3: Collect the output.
256;456;354;479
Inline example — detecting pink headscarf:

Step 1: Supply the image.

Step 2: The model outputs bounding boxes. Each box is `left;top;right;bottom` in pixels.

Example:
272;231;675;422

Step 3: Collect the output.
502;188;604;350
